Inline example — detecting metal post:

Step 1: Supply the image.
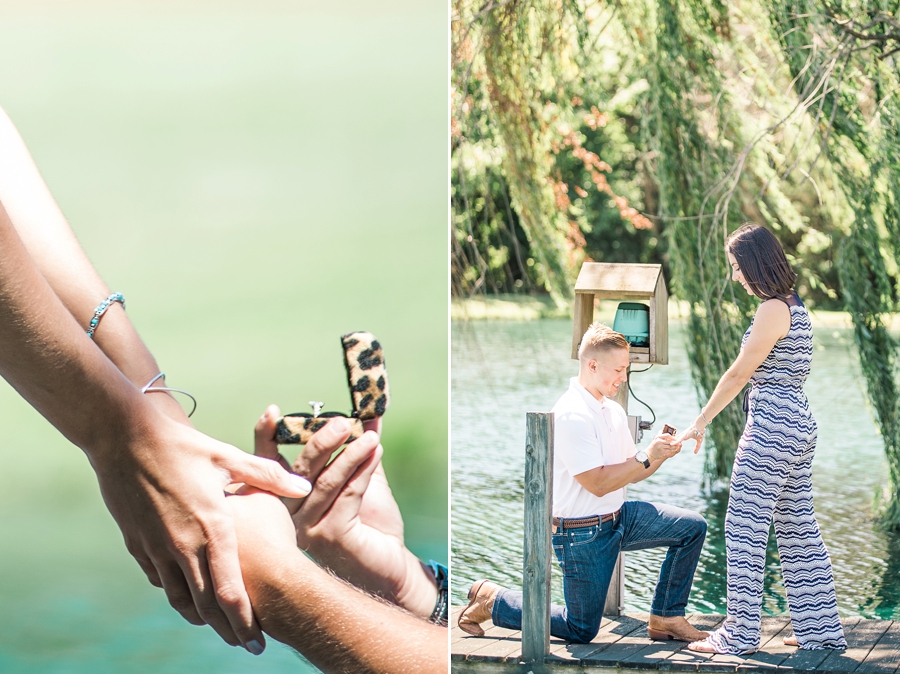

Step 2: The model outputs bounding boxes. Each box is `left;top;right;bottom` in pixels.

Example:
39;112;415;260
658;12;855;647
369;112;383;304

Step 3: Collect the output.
522;412;553;662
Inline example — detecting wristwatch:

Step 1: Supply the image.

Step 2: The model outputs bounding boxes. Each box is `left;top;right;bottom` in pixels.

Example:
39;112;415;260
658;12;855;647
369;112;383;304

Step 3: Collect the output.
426;560;448;626
635;449;650;468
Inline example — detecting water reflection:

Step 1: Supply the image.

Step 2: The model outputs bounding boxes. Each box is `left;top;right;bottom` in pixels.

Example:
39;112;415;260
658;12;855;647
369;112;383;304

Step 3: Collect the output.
451;318;900;617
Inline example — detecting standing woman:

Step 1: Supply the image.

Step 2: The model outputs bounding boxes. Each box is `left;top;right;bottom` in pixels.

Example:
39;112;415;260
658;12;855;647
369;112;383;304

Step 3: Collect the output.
682;224;847;655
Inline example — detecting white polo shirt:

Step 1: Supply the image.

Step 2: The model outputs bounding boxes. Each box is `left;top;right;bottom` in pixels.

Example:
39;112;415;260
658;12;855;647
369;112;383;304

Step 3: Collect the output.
551;377;636;518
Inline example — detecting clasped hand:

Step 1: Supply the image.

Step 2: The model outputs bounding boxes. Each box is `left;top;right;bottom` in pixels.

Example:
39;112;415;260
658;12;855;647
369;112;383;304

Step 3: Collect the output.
93;410;313;656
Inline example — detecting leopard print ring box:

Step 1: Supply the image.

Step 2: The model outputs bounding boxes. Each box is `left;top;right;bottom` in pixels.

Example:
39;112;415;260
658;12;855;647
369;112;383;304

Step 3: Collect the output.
274;331;390;445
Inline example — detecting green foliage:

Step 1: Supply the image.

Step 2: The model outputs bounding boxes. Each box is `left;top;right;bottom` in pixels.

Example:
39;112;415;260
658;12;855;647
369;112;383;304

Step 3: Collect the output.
629;0;758;481
452;0;669;301
764;0;900;525
454;0;900;493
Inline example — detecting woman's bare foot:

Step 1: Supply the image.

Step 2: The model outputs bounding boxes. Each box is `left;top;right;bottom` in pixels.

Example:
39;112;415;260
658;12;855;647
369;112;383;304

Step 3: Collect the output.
687;639;718;653
688;638;758;655
784;636;799;647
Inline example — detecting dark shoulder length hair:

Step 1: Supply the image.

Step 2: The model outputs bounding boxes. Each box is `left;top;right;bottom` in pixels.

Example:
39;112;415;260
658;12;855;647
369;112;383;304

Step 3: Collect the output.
725;223;797;301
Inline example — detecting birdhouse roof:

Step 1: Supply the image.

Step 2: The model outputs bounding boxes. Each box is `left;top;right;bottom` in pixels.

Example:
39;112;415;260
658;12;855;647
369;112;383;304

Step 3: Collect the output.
574;263;666;300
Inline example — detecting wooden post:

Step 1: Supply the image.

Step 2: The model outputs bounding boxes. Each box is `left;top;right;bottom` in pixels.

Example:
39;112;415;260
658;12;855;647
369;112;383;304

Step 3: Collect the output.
568;262;671;617
522;412;553;663
571;292;595;359
604;367;630;616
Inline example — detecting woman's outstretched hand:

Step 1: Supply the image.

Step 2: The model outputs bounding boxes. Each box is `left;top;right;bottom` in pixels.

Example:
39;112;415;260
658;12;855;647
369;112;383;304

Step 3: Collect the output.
676;422;707;454
92;415;312;655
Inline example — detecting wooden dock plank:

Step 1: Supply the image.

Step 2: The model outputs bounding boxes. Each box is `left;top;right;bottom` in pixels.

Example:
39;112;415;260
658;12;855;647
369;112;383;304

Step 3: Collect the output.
657;615;728;672
736;617;795;671
704;615;788;663
660;616;794;672
454;623;518;652
453;637;510;659
451;608;897;674
620;614;727;669
464;628;524;664
814;618;885;672
548;612;649;662
779;617;864;671
584;613;712;668
842;620;899;674
684;616;791;672
451;607;468;645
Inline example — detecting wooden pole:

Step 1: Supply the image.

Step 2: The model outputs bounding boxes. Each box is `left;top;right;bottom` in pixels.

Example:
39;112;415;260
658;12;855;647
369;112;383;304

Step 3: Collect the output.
522;412;553;662
604;365;630;616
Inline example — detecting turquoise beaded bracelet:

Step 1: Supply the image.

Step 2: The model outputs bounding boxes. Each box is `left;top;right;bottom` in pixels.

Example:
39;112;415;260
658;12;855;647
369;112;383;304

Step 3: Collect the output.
86;292;125;339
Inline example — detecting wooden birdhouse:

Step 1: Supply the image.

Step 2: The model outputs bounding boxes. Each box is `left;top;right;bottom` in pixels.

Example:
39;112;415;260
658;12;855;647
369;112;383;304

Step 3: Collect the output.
570;262;669;364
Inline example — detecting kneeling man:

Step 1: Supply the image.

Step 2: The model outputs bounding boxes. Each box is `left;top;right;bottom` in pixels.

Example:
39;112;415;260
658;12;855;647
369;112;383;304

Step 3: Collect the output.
459;323;709;644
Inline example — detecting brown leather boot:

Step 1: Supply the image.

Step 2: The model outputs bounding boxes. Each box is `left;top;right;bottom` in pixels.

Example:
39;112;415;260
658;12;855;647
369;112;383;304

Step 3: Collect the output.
647;615;710;642
457;580;501;637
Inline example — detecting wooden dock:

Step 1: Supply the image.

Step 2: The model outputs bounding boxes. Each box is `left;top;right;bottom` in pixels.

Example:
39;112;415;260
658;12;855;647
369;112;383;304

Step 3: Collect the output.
451;607;900;674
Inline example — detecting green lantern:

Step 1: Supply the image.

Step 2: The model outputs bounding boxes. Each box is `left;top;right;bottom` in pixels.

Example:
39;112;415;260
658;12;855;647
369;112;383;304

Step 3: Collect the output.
613;302;650;347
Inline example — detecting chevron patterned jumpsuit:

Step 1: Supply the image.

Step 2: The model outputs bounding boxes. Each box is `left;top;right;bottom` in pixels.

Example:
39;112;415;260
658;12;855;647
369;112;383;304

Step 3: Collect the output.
705;296;847;654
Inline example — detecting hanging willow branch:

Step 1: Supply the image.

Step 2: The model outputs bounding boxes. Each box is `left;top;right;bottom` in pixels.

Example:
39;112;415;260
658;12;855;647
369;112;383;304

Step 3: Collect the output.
764;0;900;528
612;0;759;482
453;0;583;306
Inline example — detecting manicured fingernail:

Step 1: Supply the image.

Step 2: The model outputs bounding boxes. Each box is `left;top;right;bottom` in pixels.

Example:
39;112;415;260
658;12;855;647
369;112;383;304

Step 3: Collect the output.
246;639;264;655
290;473;312;496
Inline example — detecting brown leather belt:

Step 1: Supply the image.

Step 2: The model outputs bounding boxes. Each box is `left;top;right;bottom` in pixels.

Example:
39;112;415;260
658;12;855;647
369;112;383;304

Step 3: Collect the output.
552;509;620;531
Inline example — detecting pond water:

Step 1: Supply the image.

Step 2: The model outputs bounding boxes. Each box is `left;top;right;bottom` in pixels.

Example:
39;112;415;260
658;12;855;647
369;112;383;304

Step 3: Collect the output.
451;318;900;619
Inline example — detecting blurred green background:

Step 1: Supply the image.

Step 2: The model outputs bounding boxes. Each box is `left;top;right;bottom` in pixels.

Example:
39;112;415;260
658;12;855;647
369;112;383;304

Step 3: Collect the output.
0;1;447;671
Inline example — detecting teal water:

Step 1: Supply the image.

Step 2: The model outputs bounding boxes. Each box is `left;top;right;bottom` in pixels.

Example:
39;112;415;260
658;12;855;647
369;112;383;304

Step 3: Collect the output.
451;318;900;619
0;2;447;672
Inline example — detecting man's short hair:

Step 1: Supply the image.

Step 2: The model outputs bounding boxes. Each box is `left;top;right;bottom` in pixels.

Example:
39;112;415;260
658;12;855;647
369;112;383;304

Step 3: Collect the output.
578;322;630;363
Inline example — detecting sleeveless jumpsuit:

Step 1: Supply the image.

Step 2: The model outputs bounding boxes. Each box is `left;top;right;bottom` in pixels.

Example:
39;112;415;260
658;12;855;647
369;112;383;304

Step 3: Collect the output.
705;297;847;654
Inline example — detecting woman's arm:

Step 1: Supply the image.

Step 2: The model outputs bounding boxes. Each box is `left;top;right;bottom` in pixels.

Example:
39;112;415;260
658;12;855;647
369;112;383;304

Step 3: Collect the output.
681;299;791;452
0;182;312;653
0;107;188;424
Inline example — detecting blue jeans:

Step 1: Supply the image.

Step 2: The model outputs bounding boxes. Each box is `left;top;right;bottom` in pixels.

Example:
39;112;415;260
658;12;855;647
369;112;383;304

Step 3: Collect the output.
492;500;707;643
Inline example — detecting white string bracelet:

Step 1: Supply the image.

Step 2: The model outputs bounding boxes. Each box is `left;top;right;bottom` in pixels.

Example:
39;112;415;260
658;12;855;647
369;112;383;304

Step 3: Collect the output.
141;372;198;418
701;410;712;426
86;292;125;339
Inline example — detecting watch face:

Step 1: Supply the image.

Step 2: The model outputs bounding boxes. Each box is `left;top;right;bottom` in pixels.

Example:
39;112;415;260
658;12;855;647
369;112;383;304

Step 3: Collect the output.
636;450;648;462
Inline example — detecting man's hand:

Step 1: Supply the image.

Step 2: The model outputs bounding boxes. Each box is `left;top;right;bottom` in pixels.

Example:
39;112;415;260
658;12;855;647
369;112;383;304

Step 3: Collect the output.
254;405;438;619
93;415;312;655
646;431;683;463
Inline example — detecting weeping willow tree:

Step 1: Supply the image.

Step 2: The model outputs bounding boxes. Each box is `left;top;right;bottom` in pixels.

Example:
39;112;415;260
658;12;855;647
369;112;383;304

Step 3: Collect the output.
453;0;900;498
452;0;662;302
453;1;578;305
623;0;760;480
762;1;900;527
